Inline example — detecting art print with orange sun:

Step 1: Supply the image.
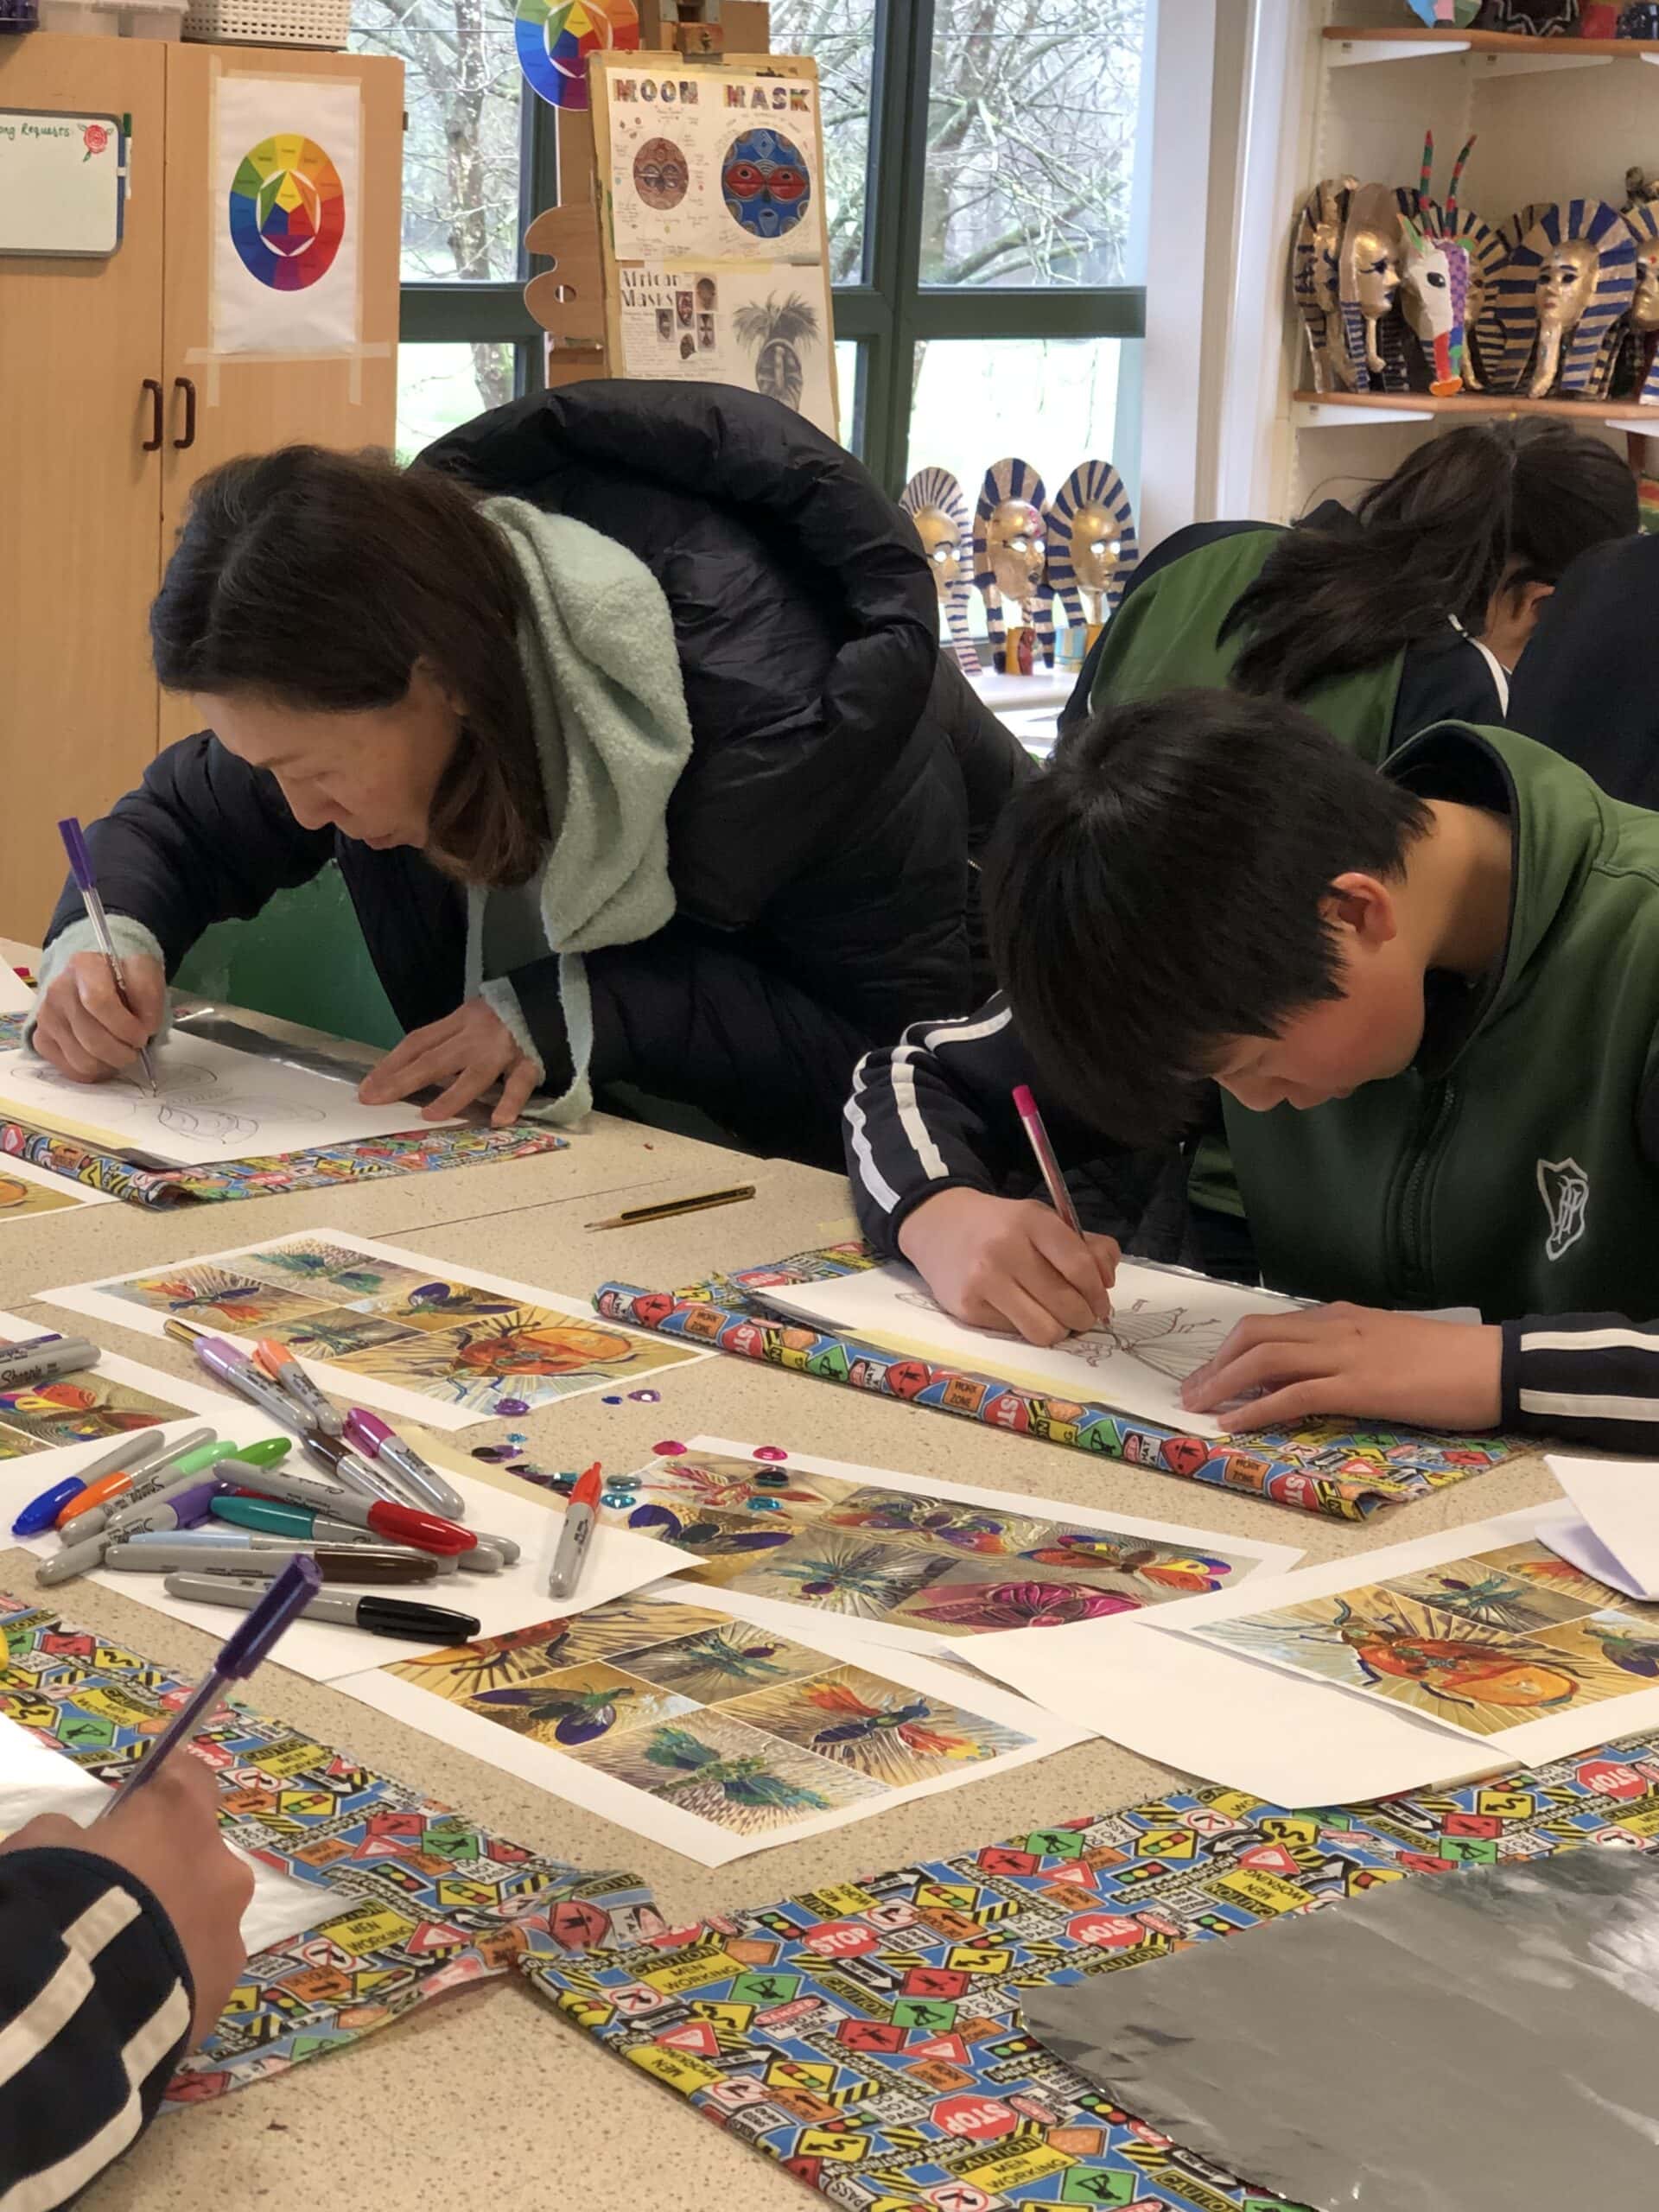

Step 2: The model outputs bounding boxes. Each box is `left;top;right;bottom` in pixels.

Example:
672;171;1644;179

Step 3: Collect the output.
45;1230;711;1432
1187;1535;1659;1742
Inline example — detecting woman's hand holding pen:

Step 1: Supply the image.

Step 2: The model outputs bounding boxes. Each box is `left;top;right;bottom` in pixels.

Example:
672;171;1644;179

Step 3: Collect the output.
898;1188;1119;1347
32;952;165;1083
0;1757;251;2044
359;996;540;1127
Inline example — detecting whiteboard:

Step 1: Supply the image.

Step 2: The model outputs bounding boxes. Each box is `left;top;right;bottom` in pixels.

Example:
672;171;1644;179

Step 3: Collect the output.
0;111;124;257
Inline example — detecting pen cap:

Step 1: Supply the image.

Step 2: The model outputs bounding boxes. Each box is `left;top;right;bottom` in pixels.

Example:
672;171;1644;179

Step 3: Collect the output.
216;1555;322;1676
343;1408;392;1455
57;817;97;893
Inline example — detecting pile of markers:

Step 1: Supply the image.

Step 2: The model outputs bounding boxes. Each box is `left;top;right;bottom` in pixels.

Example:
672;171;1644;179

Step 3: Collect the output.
8;1323;562;1647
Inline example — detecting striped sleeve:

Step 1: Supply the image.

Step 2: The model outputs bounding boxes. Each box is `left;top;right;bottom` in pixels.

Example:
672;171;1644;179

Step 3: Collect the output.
0;1848;193;2212
1502;1313;1659;1453
842;994;1069;1255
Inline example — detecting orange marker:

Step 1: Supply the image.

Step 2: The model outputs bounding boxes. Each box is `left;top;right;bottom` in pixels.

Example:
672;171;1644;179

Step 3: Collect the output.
57;1427;219;1528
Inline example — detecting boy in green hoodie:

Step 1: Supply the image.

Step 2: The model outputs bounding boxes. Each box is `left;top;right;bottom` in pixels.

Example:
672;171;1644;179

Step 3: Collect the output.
842;690;1659;1450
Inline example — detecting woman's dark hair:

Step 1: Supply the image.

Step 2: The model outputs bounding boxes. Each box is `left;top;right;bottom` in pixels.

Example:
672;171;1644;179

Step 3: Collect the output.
149;447;549;887
1219;423;1638;698
983;689;1433;1142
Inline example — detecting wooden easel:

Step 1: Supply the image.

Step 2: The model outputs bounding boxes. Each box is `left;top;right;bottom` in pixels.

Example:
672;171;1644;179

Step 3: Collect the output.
524;1;780;392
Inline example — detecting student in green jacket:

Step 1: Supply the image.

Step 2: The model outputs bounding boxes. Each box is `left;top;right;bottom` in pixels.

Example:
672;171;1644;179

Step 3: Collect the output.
1061;420;1636;762
842;690;1659;1449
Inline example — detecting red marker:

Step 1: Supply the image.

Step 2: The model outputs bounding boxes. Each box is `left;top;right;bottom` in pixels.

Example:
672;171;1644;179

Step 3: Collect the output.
216;1457;475;1557
548;1462;601;1599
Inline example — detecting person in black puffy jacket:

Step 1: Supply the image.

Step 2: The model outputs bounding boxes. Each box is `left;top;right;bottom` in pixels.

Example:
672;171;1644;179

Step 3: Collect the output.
31;383;1030;1164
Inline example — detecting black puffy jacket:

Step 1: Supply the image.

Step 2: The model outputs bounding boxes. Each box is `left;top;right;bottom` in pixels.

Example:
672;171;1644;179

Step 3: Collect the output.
47;383;1031;1161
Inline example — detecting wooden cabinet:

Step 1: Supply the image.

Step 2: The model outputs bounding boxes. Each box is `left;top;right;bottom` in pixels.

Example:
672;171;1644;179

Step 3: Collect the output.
0;34;401;931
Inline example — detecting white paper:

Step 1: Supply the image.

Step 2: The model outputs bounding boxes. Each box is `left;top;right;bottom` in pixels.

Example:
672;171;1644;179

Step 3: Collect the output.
0;966;35;1013
1546;1454;1659;1601
0;1713;326;1957
0;1150;112;1221
612;1433;1302;1656
966;1505;1659;1805
606;67;822;264
0;1034;454;1168
43;1229;714;1433
18;1460;697;1684
616;263;836;438
759;1260;1304;1440
211;76;361;356
337;1603;1084;1868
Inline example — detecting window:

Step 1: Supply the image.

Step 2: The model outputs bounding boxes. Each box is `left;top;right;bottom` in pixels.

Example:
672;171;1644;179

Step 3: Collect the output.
362;0;1150;490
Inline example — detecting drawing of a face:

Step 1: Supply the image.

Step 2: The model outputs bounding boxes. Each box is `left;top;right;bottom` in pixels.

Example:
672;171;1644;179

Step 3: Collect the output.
721;128;811;241
632;136;688;210
1536;239;1597;333
454;1322;633;1377
912;505;964;595
985;499;1046;603
1066;501;1124;595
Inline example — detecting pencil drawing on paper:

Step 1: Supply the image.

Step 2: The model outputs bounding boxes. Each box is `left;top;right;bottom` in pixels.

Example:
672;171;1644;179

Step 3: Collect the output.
894;1287;1233;1386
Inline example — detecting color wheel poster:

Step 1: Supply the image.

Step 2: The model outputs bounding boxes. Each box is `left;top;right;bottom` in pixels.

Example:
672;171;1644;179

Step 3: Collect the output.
605;66;822;264
212;76;360;356
617;264;836;438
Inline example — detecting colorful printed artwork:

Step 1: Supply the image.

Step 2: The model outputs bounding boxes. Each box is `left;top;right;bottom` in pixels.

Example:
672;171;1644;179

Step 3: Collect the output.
0;1168;92;1221
607;1443;1267;1646
0;1370;184;1460
721;126;812;241
227;134;346;292
1187;1538;1659;1742
515;0;639;111
48;1231;710;1433
351;1594;1076;1865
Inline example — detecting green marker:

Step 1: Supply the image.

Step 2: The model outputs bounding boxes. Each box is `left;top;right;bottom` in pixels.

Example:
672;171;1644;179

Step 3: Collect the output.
67;1436;290;1541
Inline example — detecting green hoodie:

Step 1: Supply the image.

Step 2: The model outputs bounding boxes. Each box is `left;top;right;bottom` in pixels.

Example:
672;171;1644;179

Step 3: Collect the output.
1085;526;1405;765
1223;721;1659;1320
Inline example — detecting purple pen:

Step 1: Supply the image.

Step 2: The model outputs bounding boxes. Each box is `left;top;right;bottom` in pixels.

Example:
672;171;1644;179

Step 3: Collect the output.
343;1409;466;1518
94;1557;322;1819
58;816;160;1096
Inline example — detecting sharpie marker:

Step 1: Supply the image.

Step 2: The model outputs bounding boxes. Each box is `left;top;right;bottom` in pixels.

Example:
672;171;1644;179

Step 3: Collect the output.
64;1435;287;1539
302;1433;403;1504
0;1338;100;1395
548;1463;601;1600
54;1427;216;1531
163;1573;480;1644
208;1494;462;1573
190;1335;314;1434
217;1457;475;1555
343;1410;466;1518
35;1478;223;1587
106;1538;438;1584
253;1340;343;1437
11;1429;169;1536
104;1468;232;1541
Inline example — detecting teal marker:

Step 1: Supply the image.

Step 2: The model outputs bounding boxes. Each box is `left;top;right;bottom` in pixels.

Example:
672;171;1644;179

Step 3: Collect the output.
213;1495;318;1540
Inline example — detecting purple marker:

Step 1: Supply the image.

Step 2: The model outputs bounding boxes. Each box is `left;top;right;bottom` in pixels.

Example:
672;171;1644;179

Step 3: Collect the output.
94;1557;322;1819
35;1477;227;1586
343;1409;466;1518
58;816;159;1095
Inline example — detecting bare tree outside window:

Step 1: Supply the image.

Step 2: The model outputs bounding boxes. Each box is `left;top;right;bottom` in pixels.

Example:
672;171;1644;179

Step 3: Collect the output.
353;0;524;416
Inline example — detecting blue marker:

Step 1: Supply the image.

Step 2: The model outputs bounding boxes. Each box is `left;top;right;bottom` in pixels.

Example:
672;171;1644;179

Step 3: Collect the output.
10;1430;169;1536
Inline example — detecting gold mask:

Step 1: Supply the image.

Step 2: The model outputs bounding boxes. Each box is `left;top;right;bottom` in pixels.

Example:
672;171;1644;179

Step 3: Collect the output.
1067;501;1124;595
986;499;1046;603
1535;240;1597;332
912;505;964;596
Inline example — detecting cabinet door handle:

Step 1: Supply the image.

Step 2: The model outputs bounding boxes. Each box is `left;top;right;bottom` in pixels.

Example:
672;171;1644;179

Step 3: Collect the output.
172;376;197;452
141;378;163;453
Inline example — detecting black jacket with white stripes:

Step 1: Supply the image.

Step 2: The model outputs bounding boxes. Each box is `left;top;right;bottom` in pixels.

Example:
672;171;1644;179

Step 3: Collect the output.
843;994;1659;1453
0;1847;191;2210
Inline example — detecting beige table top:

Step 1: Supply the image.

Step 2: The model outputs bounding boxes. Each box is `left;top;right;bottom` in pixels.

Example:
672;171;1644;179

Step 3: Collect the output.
0;963;1566;2208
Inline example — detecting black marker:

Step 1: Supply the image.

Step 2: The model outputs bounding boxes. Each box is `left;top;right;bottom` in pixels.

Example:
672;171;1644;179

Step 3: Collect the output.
162;1572;479;1643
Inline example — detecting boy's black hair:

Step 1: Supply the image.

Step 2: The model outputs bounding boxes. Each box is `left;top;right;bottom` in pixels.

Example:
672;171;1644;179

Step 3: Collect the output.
982;689;1433;1141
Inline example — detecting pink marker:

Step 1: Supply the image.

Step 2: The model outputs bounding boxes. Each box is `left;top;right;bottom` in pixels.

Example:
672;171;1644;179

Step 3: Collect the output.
1012;1084;1083;1235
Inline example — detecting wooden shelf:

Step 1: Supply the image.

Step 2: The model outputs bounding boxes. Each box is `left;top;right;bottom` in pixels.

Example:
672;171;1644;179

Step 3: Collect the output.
1322;23;1659;72
1293;389;1659;436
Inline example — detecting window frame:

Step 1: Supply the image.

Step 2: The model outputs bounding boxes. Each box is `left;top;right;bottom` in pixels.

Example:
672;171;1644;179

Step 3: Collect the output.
394;0;1149;491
